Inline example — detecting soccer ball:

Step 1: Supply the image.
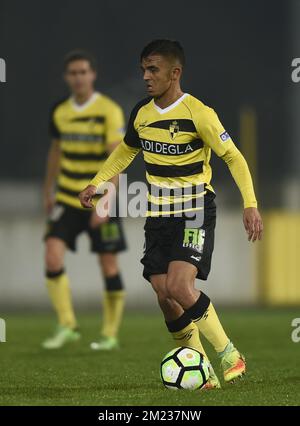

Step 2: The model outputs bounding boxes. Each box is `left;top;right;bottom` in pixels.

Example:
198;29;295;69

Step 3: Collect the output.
160;347;210;390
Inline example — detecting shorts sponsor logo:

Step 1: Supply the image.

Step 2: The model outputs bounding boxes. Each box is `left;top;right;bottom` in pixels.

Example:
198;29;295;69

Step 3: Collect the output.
101;222;120;241
183;228;205;253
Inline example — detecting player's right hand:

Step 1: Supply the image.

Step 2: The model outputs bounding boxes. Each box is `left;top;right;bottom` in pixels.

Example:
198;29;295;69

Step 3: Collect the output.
243;207;263;242
43;193;55;214
79;185;97;208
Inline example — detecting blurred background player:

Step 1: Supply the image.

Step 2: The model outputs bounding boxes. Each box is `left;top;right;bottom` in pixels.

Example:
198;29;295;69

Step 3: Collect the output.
43;50;126;350
79;40;263;388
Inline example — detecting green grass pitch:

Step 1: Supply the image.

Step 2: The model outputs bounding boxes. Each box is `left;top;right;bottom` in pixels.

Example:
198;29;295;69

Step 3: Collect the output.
1;309;300;406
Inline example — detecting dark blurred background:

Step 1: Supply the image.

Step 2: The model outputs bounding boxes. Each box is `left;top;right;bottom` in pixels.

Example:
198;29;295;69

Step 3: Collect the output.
0;0;294;204
0;0;299;308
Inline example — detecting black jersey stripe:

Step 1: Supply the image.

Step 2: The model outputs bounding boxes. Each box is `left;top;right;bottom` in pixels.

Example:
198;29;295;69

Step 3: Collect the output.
62;151;108;161
60;133;104;142
148;182;205;197
147;196;204;214
70;116;105;123
57;185;80;198
140;138;203;155
147;119;196;133
60;168;97;180
145;161;204;178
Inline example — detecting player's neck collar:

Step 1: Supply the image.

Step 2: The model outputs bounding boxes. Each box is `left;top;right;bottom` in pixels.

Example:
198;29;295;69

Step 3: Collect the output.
153;93;188;115
70;91;100;112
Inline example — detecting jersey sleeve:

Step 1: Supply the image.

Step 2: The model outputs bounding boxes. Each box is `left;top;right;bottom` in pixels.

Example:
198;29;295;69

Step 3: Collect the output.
195;106;235;156
196;105;257;208
106;103;125;145
89;141;140;188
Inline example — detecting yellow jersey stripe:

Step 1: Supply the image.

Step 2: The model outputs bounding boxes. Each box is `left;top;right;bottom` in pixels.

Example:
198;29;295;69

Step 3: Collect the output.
60;157;104;173
56;192;83;209
61;141;106;154
57;174;92;192
62;151;108;161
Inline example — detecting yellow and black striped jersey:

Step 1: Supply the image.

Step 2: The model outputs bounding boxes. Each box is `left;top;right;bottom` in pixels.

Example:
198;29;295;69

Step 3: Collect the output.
50;92;125;209
90;93;257;216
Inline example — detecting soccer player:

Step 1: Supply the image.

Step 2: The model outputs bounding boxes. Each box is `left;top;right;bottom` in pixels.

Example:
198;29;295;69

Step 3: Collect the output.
79;40;263;388
43;50;127;350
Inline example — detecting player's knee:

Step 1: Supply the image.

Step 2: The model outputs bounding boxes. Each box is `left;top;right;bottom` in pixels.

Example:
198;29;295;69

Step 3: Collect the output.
45;249;63;272
99;253;119;277
45;238;65;273
156;288;169;305
151;279;169;301
166;275;192;303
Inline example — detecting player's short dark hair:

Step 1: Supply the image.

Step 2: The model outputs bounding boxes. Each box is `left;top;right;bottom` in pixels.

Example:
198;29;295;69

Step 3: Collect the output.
140;39;185;67
63;50;97;71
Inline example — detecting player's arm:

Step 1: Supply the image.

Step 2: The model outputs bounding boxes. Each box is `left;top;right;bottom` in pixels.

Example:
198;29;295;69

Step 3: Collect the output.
104;103;127;192
79;102;143;208
43;139;61;213
197;106;263;242
106;141;120;189
79;141;140;208
43;107;61;213
90;104;130;226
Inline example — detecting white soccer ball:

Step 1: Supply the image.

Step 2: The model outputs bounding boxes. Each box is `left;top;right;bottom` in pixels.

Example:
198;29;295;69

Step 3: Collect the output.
160;346;210;390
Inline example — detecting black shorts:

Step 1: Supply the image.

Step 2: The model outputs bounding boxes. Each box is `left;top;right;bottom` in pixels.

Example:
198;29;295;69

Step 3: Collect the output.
44;203;127;253
141;191;216;282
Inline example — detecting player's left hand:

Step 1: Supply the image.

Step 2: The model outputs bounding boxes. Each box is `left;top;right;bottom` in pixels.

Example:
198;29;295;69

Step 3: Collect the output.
243;207;263;242
79;185;97;208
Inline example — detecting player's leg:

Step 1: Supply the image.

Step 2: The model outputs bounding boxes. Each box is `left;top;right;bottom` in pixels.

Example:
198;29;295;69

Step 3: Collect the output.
88;218;126;351
168;189;246;382
151;273;208;356
141;215;219;387
184;288;246;383
42;237;80;349
151;273;220;389
42;203;82;349
167;260;245;382
166;260;229;351
90;253;125;350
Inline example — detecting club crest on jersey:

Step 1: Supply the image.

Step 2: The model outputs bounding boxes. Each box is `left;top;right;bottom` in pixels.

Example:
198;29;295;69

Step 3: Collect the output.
169;120;179;139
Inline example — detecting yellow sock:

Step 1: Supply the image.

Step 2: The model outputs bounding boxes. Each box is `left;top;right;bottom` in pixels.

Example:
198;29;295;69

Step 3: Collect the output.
101;290;125;338
171;321;208;359
194;302;229;353
185;293;229;353
46;271;77;329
